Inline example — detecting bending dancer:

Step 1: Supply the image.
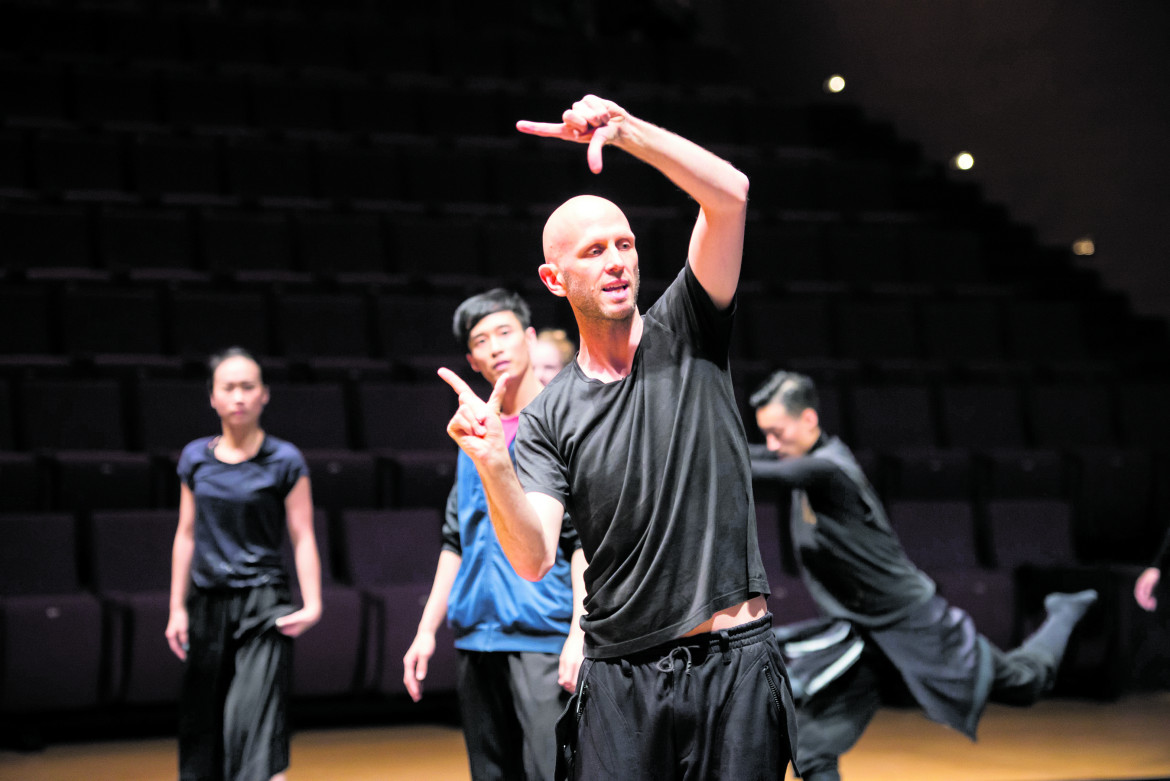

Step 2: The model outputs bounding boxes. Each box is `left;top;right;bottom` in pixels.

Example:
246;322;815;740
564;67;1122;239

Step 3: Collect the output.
166;347;322;781
749;370;1097;781
404;289;586;781
439;95;798;780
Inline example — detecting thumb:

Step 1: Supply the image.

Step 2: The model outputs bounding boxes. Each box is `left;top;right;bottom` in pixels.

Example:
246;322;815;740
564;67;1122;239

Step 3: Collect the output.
587;124;619;174
485;373;511;417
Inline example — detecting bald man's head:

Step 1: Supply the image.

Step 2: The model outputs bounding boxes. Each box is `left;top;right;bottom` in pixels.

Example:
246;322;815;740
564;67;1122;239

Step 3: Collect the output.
542;195;632;266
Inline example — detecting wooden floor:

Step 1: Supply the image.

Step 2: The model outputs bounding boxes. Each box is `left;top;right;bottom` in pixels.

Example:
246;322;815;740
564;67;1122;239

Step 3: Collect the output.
2;693;1169;780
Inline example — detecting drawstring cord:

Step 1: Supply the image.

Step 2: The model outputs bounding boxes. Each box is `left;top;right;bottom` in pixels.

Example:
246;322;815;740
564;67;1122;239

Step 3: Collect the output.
655;645;694;676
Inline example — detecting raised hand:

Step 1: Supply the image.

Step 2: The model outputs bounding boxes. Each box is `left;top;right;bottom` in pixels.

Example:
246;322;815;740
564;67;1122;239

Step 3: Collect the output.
437;368;513;465
517;94;629;174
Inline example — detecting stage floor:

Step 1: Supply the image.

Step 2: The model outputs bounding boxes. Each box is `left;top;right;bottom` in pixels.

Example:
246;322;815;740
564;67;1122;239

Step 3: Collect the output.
2;692;1168;780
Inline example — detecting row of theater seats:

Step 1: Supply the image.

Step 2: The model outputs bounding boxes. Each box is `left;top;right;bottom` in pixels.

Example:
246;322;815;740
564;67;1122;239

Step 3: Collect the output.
0;508;457;713
0;200;999;289
0;6;740;88
0;444;1163;566
0;66;811;149
0;277;1143;368
0;448;460;518
0;206;1018;300
2;371;1167;452
0;136;889;213
1;491;1155;715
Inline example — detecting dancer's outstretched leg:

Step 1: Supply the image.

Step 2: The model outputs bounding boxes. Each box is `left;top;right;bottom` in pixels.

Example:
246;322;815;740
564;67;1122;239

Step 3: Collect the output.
989;589;1098;705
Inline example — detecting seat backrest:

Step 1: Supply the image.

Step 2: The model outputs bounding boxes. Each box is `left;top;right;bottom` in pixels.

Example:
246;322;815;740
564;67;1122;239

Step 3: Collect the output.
0;513;80;595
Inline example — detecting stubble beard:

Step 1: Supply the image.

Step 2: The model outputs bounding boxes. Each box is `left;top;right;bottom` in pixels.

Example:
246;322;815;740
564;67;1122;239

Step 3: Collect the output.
568;266;641;325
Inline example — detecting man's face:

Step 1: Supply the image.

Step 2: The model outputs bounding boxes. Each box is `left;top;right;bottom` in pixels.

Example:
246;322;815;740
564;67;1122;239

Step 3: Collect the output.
755;403;819;458
465;310;534;384
544;197;640;323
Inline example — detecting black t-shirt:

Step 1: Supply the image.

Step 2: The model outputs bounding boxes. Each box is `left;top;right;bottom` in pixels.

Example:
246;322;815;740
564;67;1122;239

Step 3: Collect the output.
178;434;307;590
751;436;935;627
516;264;769;658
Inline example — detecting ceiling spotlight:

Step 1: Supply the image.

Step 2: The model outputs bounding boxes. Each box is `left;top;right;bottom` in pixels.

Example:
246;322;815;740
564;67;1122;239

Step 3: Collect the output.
823;75;846;93
1072;237;1096;256
951;152;975;170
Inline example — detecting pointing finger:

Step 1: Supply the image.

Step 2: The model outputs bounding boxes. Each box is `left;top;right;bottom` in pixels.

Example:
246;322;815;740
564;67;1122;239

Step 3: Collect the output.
437;367;476;400
516;120;571;139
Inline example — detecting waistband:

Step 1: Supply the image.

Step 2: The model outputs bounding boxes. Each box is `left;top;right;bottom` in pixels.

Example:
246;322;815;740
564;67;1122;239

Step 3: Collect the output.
614;612;774;668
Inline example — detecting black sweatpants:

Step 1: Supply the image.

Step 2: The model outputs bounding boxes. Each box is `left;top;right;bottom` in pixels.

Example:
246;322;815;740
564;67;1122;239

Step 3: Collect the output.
180;585;294;781
456;650;569;781
557;614;799;781
794;637;1060;781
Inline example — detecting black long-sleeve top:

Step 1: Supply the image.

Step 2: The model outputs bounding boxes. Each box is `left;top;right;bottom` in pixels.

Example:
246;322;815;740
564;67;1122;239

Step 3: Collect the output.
751;435;934;628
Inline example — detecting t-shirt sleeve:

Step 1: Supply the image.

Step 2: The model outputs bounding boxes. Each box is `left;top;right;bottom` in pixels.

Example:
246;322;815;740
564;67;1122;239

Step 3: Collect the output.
650;264;736;364
515;409;569;507
441;482;461;555
558;512;581;557
176;441;198;488
280;444;309;497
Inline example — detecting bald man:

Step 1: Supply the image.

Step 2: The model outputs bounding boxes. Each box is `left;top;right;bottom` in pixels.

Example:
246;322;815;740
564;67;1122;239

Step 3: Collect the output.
439;96;798;781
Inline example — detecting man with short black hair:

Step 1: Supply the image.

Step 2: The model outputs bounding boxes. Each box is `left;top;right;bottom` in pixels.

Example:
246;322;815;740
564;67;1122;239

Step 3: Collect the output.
405;288;585;781
750;369;1098;781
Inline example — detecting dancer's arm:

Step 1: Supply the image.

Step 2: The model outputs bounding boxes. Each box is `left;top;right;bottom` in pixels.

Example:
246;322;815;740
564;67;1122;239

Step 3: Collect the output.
165;483;197;661
277;476;323;637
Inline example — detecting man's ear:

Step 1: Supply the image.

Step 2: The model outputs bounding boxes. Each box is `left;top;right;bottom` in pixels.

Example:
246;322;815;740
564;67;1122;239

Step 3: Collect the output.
538;263;567;298
802;407;820;430
465;352;480;375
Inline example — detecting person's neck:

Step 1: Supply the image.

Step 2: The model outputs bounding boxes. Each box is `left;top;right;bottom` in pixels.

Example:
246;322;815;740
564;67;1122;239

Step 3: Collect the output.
575;311;643;383
499;370;544;417
217;424;265;461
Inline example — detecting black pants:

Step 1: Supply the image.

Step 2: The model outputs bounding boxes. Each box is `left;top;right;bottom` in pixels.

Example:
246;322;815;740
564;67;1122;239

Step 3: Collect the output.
557;614;798;781
794;638;1059;781
456;650;569;781
179;585;294;781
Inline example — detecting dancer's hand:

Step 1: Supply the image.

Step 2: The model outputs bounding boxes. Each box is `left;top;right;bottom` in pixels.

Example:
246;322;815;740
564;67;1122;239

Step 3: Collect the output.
276;604;321;637
1135;567;1160;611
403;631;436;702
517;94;631;174
165;607;189;661
558;626;585;693
438;369;514;467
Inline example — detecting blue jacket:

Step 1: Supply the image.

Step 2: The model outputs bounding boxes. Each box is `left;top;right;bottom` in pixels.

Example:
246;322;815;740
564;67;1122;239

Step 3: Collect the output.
443;447;578;653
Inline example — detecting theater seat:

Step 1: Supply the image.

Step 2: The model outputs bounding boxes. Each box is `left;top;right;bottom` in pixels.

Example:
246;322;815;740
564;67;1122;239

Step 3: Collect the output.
340;508;457;696
0;513;104;712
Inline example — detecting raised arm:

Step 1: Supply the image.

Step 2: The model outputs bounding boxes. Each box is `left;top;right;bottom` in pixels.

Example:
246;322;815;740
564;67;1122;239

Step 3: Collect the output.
438;367;565;581
518;95;749;309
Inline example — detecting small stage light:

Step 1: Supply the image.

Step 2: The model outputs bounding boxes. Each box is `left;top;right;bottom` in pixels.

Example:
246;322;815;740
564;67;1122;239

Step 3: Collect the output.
951;152;975;170
823;75;846;93
1072;237;1096;256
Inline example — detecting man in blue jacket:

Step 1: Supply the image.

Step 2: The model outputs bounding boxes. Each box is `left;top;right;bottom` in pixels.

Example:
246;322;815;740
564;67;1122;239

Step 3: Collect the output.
404;288;585;781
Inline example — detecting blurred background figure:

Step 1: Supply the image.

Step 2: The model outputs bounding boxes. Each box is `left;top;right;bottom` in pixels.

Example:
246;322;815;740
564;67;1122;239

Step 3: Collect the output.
166;347;322;781
532;328;577;386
